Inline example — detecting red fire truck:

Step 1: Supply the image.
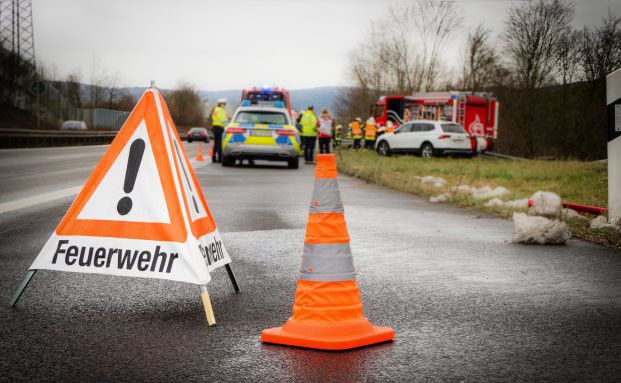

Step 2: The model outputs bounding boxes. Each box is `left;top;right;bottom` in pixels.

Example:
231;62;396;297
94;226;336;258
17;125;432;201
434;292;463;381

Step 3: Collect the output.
241;86;293;117
373;91;499;152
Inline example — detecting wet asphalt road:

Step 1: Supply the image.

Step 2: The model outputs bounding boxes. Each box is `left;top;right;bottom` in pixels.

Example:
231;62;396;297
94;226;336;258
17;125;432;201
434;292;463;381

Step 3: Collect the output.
1;143;620;382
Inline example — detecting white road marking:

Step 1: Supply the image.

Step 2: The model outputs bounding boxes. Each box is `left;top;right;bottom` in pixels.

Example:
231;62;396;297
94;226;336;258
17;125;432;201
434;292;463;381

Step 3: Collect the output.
0;186;82;215
0;148;204;215
0;144;110;154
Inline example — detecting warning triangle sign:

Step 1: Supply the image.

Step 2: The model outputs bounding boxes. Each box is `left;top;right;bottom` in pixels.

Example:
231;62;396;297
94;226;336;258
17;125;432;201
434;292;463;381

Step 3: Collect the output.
29;89;231;285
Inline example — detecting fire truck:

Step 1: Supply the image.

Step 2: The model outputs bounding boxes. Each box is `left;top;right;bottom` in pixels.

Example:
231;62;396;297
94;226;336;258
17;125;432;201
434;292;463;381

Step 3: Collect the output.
373;91;499;152
241;86;293;118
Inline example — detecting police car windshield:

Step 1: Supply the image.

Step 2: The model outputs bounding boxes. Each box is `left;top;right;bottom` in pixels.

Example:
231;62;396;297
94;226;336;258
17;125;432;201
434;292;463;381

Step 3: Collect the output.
235;111;288;125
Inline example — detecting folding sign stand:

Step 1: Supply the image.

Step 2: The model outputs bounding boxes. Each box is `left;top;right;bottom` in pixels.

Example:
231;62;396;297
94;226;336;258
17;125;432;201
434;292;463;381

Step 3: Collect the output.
9;88;241;326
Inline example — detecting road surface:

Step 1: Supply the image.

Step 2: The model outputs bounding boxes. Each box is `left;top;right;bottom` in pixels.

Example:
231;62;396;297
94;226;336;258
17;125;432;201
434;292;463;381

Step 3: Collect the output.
0;144;620;381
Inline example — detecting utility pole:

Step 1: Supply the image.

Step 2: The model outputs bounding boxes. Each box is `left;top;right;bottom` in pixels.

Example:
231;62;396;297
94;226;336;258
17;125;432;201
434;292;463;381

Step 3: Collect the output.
0;0;36;65
0;0;37;120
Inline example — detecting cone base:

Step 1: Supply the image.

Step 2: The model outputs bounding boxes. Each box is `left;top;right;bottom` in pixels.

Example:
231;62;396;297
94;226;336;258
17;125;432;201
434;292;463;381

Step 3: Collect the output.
261;317;394;351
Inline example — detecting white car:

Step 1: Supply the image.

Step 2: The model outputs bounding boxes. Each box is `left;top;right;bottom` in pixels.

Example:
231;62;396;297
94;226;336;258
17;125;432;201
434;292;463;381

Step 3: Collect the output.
375;120;474;158
60;120;87;131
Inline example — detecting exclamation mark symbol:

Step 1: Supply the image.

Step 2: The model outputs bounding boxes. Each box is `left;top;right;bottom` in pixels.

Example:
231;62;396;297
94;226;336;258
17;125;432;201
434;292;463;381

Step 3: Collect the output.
117;139;145;215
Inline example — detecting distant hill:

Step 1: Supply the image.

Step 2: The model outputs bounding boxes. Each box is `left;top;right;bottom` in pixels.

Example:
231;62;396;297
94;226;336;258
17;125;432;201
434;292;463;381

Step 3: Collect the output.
69;83;347;113
117;86;345;112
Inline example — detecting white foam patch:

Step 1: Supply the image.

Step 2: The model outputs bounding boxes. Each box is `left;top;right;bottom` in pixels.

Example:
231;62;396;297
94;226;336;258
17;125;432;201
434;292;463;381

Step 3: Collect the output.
529;191;562;218
512;212;571;245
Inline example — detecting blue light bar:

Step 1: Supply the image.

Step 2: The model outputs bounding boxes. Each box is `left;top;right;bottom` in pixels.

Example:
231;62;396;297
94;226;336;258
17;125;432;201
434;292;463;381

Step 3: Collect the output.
241;100;251;106
274;101;285;108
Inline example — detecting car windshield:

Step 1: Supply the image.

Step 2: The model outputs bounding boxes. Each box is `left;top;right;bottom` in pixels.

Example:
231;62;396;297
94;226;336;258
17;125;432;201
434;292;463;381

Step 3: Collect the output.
189;128;205;133
235;111;288;125
441;123;466;133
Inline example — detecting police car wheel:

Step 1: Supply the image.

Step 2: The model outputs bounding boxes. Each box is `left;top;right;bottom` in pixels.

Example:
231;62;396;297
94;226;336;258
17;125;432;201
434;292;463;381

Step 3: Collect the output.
378;141;391;156
287;157;299;169
221;156;234;167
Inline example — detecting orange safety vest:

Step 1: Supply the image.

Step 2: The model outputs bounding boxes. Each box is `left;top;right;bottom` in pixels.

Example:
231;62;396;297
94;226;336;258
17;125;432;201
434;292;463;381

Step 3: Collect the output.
364;123;377;139
351;121;362;138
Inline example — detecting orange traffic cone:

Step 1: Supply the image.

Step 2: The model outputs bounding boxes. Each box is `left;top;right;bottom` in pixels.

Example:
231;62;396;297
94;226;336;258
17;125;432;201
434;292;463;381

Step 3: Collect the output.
261;154;394;350
196;142;204;162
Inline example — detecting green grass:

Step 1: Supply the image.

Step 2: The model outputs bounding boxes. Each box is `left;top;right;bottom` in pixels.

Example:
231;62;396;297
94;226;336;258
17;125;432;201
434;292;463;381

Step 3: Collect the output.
335;149;619;250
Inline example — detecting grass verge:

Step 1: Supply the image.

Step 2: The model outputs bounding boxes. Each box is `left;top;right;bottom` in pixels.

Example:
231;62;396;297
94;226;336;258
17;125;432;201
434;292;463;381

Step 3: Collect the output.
335;149;620;251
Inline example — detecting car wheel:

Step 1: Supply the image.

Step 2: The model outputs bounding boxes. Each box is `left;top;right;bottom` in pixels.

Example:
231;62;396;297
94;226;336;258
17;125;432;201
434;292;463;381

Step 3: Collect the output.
377;141;391;156
221;156;234;167
187;139;192;143
287;157;299;169
420;142;434;158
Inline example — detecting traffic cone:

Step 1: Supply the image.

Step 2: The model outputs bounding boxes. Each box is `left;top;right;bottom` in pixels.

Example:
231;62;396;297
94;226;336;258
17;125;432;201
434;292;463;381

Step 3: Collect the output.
261;154;394;350
196;142;204;161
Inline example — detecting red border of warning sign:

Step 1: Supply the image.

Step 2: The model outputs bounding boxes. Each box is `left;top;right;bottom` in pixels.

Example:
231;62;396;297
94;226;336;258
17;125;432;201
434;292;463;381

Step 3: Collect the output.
158;92;218;238
55;91;187;242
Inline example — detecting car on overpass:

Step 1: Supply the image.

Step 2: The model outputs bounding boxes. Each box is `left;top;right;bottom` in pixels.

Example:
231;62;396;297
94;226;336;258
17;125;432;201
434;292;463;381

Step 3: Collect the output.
61;120;87;131
221;101;301;168
375;120;474;158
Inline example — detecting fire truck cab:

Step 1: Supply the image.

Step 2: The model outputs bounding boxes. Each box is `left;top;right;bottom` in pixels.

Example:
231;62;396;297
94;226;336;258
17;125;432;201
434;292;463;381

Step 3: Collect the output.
241;86;293;118
373;91;499;152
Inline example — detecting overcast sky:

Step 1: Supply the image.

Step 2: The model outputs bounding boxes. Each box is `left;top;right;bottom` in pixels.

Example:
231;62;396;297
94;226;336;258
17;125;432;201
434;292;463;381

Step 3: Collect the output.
33;0;621;90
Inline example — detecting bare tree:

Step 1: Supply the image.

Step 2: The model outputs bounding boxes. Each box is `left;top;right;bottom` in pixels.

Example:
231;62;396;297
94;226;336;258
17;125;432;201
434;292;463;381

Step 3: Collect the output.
580;11;621;82
89;56;106;108
413;0;462;91
460;24;502;91
105;71;120;109
504;0;574;89
65;71;82;108
554;30;582;86
168;83;205;127
336;0;461;121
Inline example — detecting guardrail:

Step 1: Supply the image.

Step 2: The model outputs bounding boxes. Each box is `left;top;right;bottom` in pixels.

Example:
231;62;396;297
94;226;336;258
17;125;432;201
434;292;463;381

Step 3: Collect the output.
0;128;118;148
482;151;529;161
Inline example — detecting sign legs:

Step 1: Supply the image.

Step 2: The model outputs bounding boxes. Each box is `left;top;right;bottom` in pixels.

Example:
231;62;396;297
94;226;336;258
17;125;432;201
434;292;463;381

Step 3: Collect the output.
225;264;240;293
200;285;216;326
10;270;36;307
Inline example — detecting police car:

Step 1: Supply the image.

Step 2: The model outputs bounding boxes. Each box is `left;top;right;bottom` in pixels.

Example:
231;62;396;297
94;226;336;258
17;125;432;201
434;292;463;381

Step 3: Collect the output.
221;100;301;168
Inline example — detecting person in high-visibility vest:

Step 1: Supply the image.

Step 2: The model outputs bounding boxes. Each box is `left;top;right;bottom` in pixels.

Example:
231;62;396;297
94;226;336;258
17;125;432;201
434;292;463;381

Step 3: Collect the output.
317;108;333;154
300;105;318;164
351;117;363;150
211;98;229;163
363;117;377;149
334;124;342;148
386;120;395;133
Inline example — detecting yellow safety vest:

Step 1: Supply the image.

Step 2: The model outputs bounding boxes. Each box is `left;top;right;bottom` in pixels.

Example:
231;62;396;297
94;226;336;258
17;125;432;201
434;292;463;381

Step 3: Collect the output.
300;111;317;137
212;106;228;127
335;126;342;141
